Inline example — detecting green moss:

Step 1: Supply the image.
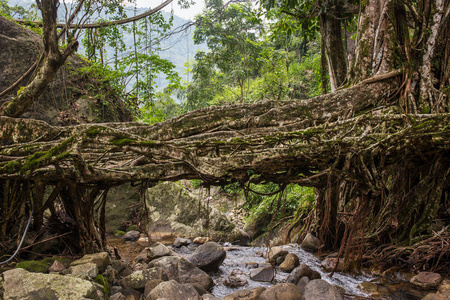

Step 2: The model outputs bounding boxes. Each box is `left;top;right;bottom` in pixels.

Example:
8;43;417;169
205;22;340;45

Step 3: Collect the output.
3;160;20;173
94;274;109;298
229;137;249;144
139;140;157;146
42;257;72;268
113;230;126;237
85;126;104;138
109;135;137;146
15;260;49;273
126;225;139;232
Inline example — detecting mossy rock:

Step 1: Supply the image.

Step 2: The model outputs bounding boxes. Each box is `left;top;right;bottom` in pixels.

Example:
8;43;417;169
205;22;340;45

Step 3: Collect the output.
94;274;109;298
126;225;139;232
15;260;49;273
113;230;126;237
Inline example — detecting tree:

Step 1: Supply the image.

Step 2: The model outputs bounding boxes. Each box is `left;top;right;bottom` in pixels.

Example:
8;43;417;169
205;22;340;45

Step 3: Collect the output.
0;0;449;272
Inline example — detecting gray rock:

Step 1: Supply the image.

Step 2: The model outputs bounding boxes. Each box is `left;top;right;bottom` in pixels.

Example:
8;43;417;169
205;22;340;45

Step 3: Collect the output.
303;279;343;300
70;251;111;273
103;265;119;284
203;295;224;300
223;287;266;300
189;242;226;272
147;242;171;261
259;283;302;300
110;285;123;295
286;264;321;285
224;269;248;287
296;276;310;294
250;266;274;282
123;230;140;241
109;293;126;300
280;253;300;273
410;272;443;290
69;262;99;279
147;280;201;300
1;268;102;300
48;260;66;273
266;247;288;265
174;237;193;248
301;233;320;252
149;256;214;291
120;267;167;291
320;258;344;272
143;279;164;299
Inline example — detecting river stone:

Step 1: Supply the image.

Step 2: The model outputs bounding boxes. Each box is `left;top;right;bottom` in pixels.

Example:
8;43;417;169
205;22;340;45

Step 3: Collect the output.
224;287;266;300
303;279;343;300
266;246;288;265
147;280;201;300
321;258;345;272
250;265;274;282
189;241;226;272
286;264;321;284
301;233;320;252
120;267;167;291
203;295;224;300
224;269;248;287
70;251;111;273
297;276;310;294
123;230;140;241
110;293;126;300
148;256;214;291
1;268;102;300
280;253;300;273
410;272;443;290
174;237;192;248
48;259;66;273
259;283;303;300
69;262;99;279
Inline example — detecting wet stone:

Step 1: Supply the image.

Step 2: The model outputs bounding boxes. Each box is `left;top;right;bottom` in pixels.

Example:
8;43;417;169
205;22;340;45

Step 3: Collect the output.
250;265;274;282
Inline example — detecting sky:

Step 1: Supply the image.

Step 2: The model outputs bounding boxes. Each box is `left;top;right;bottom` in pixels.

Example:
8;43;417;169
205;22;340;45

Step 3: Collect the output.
135;0;205;20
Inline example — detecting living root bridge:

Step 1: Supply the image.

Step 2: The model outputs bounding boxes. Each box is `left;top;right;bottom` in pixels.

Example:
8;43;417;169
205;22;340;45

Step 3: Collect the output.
0;80;449;269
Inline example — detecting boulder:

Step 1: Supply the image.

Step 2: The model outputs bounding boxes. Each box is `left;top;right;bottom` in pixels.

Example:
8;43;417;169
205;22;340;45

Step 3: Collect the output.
410;272;443;290
303;279;343;300
194;237;211;244
266;247;288;265
203;295;224;300
224;287;266;300
259;283;303;300
1;268;102;300
70;252;111;273
119;268;167;292
224;269;248;287
147;280;201;300
69;262;99;280
320;258;344;272
279;253;300;273
143;279;164;299
301;233;320;252
286;264;321;285
110;293;126;300
147;242;172;261
174;237;193;248
296;276;310;294
148;256;214;291
189;242;226;272
123;230;141;242
144;182;246;243
249;266;274;282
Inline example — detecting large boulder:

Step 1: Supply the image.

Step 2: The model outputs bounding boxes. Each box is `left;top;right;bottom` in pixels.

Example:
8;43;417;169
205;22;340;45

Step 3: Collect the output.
70;252;111;273
224;287;266;300
301;233;320;252
147;280;201;300
119;267;168;292
0;16;131;126
410;272;443;290
266;247;288;265
279;253;300;273
303;279;343;300
259;283;302;300
1;268;102;299
286;264;321;285
148;256;214;291
189;242;226;272
143;182;246;243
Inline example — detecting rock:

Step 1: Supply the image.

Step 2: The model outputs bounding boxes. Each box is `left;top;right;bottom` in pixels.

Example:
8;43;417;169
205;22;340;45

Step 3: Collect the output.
120;267;167;291
147;280;201;300
320;258;344;272
439;279;450;293
358;282;378;295
148;256;214;291
110;285;123;295
301;233;320;252
138;237;150;246
123;230;141;241
259;283;303;300
106;184;141;233
280;253;300;273
203;295;224;300
122;286;142;300
143;279;164;299
224;287;266;300
410;272;443;290
286;264;321;285
15;260;50;273
303;279;343;300
103;265;119;284
250;266;274;282
194;237;210;244
147;242;172;260
296;276;310;294
224;269;248;287
69;262;99;280
109;293;126;300
189;242;226;272
266;247;288;265
244;262;259;269
70;252;111;273
1;268;102;300
191;282;210;296
48;260;66;273
174;237;193;248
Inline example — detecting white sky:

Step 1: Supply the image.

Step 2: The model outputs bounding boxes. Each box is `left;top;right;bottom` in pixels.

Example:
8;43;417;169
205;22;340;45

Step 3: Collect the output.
135;0;205;20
